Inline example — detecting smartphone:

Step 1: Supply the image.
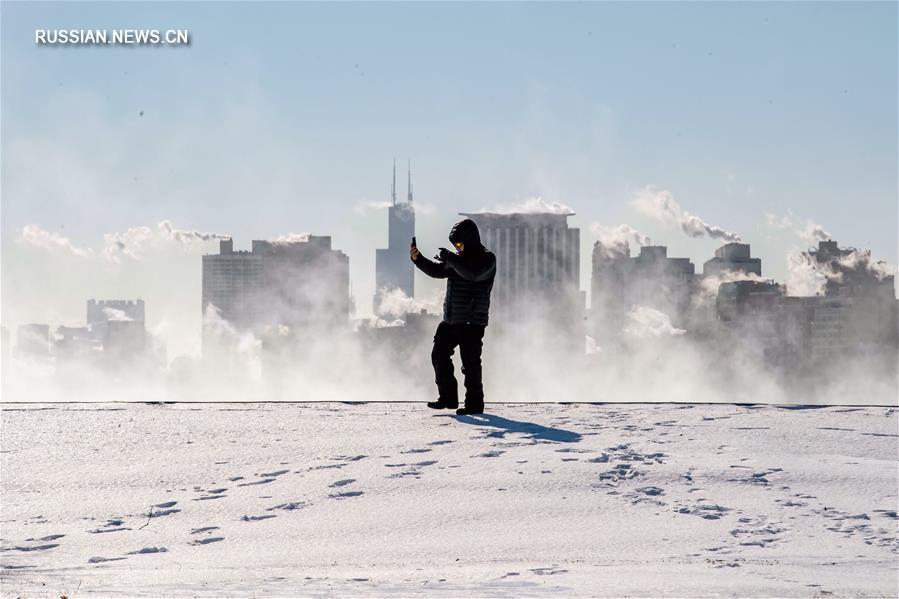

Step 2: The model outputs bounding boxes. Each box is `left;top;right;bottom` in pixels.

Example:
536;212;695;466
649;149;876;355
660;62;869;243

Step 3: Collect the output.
411;236;416;247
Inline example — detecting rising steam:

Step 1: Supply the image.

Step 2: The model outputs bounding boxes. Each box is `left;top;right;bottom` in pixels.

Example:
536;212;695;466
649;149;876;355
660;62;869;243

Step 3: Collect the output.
697;269;772;304
22;221;231;263
270;232;311;244
786;246;896;297
590;223;652;258
158;220;230;245
19;225;93;258
623;306;687;338
375;288;444;320
633;187;742;243
477;197;574;215
102;307;134;322
765;213;832;246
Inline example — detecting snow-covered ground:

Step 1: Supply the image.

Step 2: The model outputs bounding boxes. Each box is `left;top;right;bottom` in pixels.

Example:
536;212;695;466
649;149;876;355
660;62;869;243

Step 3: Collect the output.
2;402;897;597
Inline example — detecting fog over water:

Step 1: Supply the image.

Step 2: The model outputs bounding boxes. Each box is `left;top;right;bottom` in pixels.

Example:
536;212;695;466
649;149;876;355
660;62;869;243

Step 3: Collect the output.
3;197;896;407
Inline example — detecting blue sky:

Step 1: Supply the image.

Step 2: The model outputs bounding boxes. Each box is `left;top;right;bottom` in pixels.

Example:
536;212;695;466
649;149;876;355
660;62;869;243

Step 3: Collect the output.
2;1;896;351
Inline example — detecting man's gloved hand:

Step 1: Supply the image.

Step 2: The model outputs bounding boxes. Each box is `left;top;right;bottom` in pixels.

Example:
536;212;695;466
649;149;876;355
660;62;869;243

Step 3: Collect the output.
437;247;453;262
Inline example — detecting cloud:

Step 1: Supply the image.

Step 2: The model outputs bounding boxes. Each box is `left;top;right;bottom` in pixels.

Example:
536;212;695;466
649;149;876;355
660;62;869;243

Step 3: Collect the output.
590;222;651;258
19;225;93;258
633;187;742;243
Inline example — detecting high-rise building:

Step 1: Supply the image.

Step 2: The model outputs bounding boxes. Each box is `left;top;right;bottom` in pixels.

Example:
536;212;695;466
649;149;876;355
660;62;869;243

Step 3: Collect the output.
461;211;583;346
591;243;697;340
374;161;415;314
713;240;898;372
703;243;762;277
202;236;350;351
87;299;146;342
55;326;96;362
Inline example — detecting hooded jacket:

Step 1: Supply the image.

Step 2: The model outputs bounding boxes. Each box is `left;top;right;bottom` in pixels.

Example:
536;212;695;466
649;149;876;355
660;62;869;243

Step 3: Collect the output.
413;219;496;326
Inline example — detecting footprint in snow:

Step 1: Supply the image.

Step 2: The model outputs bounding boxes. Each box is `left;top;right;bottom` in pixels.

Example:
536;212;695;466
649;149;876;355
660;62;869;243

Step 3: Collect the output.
330;491;364;499
267;502;306;511
88;556;126;563
127;547;168;555
427;440;454;446
25;534;64;542
237;478;275;487
153;501;177;509
675;504;732;520
190;526;220;534
387;471;421;479
89;519;129;534
402;448;432;454
240;514;277;522
190;537;224;546
2;544;59;552
309;464;347;470
260;469;289;477
476;450;504;458
329;479;356;488
529;567;568;575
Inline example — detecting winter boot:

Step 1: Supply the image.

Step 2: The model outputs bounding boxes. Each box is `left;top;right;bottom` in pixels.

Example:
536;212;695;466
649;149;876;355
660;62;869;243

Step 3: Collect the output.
427;399;458;410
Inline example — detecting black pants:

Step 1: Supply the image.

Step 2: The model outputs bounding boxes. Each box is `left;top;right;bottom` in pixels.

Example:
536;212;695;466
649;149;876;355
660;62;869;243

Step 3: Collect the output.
431;321;486;408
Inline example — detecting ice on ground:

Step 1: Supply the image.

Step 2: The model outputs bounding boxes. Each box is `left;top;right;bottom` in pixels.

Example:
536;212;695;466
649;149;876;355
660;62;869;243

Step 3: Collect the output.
1;402;897;597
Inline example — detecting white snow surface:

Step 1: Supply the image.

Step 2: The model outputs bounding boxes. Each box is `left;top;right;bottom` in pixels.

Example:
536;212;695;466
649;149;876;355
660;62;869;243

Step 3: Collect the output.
1;402;897;597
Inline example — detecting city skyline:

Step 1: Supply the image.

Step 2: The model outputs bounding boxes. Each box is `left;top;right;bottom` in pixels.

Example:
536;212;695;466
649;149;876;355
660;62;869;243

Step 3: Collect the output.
2;1;896;357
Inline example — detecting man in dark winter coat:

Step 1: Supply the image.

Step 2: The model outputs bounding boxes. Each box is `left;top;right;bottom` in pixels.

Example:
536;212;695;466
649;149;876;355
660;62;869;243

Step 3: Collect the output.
410;218;496;415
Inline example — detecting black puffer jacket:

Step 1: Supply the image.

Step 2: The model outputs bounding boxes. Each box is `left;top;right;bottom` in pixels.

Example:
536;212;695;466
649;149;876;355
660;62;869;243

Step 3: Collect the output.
413;219;496;326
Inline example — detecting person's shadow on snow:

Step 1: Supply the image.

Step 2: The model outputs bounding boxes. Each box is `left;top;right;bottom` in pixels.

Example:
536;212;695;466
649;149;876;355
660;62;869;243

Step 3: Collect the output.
437;413;581;443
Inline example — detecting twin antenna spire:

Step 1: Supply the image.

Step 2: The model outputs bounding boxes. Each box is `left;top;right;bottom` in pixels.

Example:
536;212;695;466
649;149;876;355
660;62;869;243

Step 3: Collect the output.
391;158;413;206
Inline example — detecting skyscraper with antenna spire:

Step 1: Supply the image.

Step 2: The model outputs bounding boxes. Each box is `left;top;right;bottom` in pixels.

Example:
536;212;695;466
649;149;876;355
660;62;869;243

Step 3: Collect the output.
374;160;415;315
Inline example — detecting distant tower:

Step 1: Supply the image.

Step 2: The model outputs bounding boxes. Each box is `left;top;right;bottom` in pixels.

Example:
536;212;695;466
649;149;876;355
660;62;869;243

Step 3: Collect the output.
374;160;416;315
